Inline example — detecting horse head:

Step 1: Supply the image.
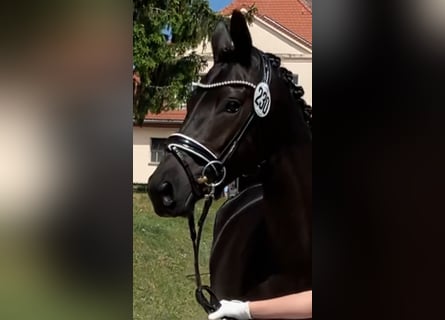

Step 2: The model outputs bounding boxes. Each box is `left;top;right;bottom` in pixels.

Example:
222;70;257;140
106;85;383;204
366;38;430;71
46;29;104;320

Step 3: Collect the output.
148;10;311;217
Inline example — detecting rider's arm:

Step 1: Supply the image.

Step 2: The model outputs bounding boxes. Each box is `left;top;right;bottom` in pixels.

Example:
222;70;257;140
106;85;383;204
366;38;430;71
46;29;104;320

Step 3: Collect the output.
248;290;312;319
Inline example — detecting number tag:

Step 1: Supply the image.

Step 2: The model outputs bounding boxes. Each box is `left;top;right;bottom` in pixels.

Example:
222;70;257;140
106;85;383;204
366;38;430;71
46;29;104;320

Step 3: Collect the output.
253;82;271;118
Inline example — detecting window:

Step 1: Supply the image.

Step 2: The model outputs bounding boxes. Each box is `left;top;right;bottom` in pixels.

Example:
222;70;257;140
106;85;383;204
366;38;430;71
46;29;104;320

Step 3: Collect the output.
151;138;167;163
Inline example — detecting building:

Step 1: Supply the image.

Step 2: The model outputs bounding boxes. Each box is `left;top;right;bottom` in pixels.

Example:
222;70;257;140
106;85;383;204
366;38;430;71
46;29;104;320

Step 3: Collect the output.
133;0;312;184
133;109;186;183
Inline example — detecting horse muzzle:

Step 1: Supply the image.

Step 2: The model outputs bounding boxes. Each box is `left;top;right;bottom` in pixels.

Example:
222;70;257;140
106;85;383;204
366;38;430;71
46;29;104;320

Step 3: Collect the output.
147;154;196;217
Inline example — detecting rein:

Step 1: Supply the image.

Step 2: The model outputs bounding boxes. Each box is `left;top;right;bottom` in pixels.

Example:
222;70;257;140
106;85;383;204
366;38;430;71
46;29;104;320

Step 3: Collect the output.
187;188;226;315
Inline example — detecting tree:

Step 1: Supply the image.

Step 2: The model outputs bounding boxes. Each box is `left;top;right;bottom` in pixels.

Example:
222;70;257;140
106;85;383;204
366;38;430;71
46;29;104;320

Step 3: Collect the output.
133;0;258;125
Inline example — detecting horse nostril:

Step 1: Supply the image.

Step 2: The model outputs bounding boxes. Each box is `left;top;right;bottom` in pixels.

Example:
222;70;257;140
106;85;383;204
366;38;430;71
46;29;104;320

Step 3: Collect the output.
159;181;175;208
160;181;171;193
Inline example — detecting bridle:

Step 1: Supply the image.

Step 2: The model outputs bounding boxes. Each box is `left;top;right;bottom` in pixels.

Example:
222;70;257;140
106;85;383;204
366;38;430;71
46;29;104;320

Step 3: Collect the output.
166;53;272;192
166;53;273;317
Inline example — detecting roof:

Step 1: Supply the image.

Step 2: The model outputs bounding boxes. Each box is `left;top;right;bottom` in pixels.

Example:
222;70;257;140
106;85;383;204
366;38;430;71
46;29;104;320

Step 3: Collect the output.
221;0;312;44
145;109;186;121
140;109;187;126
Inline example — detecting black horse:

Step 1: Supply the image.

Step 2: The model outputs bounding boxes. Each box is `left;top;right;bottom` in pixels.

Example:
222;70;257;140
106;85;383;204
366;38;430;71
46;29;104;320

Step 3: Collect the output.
148;10;312;319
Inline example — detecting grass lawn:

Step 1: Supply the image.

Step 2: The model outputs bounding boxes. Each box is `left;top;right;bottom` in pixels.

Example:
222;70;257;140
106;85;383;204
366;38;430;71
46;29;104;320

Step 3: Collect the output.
133;192;225;320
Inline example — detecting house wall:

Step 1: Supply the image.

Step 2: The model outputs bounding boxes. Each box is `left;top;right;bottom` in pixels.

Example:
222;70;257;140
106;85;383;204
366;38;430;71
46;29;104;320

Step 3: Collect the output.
249;19;311;56
281;59;312;104
133;126;179;183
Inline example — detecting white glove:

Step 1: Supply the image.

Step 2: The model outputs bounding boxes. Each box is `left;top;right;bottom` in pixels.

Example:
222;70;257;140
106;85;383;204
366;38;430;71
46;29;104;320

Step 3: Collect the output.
208;300;252;320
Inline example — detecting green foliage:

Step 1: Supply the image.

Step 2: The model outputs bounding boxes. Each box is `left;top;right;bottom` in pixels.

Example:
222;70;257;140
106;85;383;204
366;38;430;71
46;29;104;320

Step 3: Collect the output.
243;3;258;24
133;0;218;125
133;1;258;125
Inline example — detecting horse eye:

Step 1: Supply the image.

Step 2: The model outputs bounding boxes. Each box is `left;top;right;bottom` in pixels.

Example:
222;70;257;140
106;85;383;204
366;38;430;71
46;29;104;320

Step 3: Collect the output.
225;101;240;113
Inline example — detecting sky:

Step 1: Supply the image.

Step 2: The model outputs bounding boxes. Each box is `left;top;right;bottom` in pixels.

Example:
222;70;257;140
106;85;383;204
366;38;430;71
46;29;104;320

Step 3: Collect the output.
209;0;232;12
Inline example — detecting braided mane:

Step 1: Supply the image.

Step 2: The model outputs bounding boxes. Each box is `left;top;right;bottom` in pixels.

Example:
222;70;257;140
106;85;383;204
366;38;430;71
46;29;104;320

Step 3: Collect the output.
264;52;312;130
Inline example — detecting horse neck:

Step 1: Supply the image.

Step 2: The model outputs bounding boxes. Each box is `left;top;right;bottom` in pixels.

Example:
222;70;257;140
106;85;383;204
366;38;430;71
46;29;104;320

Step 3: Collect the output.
259;98;312;208
260;138;312;270
262;141;312;211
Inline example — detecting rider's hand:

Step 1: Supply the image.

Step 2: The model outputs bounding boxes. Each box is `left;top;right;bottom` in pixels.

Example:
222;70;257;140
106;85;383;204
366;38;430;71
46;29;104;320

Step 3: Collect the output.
208;300;251;320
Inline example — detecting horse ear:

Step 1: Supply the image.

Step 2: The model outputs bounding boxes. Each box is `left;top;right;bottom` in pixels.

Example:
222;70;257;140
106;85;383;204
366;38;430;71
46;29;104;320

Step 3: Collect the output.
211;21;233;63
230;10;252;65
